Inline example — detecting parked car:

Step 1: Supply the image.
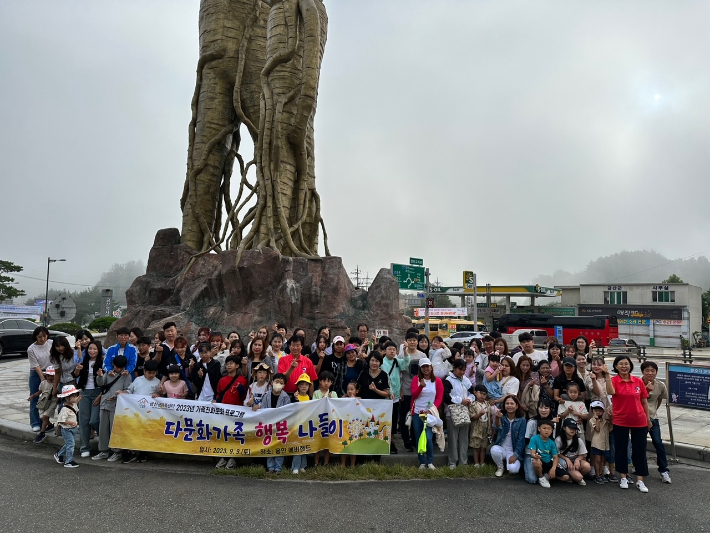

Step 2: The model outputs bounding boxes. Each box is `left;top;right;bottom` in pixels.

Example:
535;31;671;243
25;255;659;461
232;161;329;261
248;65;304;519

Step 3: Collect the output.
0;318;75;358
607;338;640;357
501;329;549;350
442;331;488;347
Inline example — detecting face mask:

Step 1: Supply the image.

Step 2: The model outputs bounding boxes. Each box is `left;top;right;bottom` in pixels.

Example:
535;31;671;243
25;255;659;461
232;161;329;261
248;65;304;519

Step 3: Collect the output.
272;383;284;394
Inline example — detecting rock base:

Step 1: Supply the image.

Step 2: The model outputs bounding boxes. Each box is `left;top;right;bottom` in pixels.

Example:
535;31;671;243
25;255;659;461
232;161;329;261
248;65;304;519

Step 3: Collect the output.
107;228;411;344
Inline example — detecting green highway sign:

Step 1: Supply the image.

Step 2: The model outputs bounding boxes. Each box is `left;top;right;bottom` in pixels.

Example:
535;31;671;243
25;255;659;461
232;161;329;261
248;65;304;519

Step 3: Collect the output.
429;286;456;293
410;257;424;266
392;264;425;291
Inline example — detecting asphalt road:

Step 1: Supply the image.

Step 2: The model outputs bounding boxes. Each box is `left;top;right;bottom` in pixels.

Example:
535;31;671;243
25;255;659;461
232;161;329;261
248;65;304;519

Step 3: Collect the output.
0;435;707;533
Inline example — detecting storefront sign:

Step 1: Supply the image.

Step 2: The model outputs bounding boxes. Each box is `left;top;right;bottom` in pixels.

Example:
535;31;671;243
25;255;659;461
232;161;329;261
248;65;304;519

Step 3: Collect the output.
578;305;683;321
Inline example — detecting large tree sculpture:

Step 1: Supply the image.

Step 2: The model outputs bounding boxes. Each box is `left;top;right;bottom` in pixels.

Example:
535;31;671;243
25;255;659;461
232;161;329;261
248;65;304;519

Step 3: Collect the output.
180;0;329;261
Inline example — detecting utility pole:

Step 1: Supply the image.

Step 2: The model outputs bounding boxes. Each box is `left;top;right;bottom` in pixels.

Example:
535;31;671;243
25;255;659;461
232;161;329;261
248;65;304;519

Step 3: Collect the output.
361;272;372;291
350;265;362;289
473;273;478;331
425;267;431;337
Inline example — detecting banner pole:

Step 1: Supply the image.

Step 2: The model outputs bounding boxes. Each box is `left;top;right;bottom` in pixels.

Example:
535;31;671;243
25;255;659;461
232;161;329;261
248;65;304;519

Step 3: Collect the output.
665;362;677;462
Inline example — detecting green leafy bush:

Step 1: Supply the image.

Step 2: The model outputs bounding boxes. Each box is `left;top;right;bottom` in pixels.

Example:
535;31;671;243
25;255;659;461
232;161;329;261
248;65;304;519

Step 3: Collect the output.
48;322;82;335
88;316;118;332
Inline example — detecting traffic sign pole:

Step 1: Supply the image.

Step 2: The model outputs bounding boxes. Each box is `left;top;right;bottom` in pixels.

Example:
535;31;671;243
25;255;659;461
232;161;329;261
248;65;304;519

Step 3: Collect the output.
473;273;478;331
425;267;430;337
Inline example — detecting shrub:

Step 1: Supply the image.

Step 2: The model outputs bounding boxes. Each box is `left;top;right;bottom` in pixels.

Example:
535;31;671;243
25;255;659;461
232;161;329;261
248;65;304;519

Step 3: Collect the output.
48;322;82;335
88;316;119;332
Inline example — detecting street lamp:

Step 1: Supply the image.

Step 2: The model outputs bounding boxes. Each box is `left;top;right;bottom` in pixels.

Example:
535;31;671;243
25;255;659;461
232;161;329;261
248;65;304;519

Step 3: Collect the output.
44;257;66;326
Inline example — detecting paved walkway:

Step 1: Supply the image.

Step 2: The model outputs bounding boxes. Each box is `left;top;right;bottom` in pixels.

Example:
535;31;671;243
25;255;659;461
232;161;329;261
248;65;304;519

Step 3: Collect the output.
2;357;709;461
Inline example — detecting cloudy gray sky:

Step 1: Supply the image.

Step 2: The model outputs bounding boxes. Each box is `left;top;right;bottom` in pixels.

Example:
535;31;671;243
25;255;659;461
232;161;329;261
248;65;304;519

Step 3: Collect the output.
2;1;709;298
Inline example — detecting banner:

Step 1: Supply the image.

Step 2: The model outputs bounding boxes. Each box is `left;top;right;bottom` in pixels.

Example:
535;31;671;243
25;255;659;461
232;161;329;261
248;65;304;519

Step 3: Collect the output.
414;307;467;317
110;395;393;457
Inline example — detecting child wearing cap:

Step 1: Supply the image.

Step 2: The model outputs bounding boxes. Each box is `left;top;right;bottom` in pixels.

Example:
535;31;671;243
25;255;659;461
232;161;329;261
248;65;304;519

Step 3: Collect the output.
291;373;312;474
28;365;58;444
589;400;612;484
163;364;189;399
54;385;81;468
245;362;272;410
554;418;590;485
93;355;132;462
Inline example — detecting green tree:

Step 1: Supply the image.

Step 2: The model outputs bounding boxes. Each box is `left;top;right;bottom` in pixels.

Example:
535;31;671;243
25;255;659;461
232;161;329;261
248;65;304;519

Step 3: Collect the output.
662;274;684;283
0;260;26;301
702;289;710;330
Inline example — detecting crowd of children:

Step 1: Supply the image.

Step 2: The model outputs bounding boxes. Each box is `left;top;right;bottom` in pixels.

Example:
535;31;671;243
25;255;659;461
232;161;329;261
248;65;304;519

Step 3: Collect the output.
25;323;672;489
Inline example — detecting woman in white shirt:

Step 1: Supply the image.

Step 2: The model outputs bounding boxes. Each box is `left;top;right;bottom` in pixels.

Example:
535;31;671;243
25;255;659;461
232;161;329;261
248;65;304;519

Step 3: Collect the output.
499;357;520;400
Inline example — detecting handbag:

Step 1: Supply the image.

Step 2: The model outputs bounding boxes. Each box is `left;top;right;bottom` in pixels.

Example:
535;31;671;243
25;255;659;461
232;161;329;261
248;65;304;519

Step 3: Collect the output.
449;403;470;427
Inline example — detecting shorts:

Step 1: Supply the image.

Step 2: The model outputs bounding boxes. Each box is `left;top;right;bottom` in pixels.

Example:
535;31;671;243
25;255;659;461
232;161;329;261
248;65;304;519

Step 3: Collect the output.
555;460;569;478
470;436;487;449
541;461;553;474
591;446;612;462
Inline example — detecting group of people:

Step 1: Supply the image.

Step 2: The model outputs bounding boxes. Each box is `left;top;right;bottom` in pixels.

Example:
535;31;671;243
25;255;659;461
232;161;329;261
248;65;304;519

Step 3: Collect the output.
26;322;672;491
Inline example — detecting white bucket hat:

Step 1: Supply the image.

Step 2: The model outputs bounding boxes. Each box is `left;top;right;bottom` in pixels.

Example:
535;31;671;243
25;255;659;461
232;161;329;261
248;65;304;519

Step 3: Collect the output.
58;385;80;397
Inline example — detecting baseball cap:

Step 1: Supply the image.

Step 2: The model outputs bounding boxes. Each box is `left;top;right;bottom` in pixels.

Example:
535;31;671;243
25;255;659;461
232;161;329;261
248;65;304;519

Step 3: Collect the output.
590;400;605;410
562;418;578;430
333;336;345;344
562;357;576;366
419;358;432;367
344;344;358;353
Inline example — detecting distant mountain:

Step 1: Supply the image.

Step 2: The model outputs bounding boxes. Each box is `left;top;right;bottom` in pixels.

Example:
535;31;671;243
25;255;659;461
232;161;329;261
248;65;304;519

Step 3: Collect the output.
532;250;710;291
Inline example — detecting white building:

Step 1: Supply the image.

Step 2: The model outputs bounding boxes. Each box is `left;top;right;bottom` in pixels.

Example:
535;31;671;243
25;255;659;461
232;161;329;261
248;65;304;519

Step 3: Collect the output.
559;283;702;348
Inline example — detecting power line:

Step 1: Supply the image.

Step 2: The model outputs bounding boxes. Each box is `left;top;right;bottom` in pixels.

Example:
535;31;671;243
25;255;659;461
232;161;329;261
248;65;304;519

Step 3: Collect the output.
12;273;131;290
608;248;710;282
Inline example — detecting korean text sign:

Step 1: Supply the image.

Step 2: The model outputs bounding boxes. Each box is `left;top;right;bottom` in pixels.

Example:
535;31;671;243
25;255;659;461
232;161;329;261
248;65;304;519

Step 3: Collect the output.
110;395;393;457
667;364;710;411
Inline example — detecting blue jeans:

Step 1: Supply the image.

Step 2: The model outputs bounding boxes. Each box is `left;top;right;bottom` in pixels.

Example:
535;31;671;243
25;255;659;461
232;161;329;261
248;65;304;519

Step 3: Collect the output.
523;453;538;484
291;454;307;471
267;456;285;472
78;388;101;453
649;418;669;473
58;427;78;464
412;413;433;465
29;372;42;428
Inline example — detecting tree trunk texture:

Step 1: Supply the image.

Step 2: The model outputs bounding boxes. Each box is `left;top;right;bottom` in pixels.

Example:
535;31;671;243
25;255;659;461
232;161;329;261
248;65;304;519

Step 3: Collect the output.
180;0;328;261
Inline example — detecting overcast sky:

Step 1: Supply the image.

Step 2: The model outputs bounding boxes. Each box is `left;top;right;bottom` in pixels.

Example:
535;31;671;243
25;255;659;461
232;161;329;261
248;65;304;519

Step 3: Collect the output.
2;1;709;299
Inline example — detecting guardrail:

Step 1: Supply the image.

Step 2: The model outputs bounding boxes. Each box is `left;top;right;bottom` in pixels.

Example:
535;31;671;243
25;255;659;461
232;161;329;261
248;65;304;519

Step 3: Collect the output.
593;345;705;364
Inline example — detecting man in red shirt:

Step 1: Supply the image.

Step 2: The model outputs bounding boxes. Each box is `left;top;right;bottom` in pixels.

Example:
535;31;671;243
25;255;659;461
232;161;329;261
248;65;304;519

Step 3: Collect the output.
277;336;317;397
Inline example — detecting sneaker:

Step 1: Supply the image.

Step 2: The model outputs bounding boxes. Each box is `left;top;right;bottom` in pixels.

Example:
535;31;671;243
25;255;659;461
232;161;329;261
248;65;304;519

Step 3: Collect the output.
122;454;137;464
595;476;606;485
33;432;46;444
64;461;79;468
538;476;551;488
602;476;610;483
92;452;110;461
449;464;456;470
419;464;427;470
602;465;611;476
661;471;672;484
473;463;481;468
607;474;619;483
300;467;306;473
80;451;91;458
589;466;596;477
427;464;436;470
495;466;504;477
45;423;55;432
216;458;228;469
637;480;649;493
107;453;121;462
578;479;586;486
226;459;237;469
32;426;41;432
53;453;64;464
137;455;148;463
390;444;398;454
404;445;414;453
292;469;299;475
619;477;629;489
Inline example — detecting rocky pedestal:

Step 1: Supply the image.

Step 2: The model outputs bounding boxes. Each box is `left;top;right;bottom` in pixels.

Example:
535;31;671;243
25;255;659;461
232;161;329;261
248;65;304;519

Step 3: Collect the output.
107;228;411;344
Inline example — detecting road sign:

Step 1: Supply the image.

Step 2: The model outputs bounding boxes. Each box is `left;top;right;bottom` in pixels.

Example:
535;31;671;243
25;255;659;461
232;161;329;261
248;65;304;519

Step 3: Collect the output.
426;298;435;308
430;286;457;293
416;292;426;298
410;257;424;266
391;264;425;291
463;271;475;291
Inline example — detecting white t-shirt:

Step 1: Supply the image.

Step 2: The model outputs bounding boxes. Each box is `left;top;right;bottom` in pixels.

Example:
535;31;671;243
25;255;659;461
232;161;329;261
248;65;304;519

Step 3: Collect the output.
413;380;437;413
246;382;268;406
513;350;546;365
555;435;588;462
128;376;160;396
198;375;215;402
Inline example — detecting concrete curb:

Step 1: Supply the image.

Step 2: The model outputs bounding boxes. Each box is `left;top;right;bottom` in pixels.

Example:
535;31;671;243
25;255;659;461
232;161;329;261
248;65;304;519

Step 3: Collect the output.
2;417;707;467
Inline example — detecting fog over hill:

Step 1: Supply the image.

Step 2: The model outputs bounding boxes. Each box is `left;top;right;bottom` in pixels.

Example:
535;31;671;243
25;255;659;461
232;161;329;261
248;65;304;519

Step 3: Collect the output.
532;250;710;291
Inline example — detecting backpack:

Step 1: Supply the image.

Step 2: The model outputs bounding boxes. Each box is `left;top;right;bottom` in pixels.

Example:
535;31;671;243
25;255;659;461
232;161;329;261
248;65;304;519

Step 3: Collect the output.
36;390;52;412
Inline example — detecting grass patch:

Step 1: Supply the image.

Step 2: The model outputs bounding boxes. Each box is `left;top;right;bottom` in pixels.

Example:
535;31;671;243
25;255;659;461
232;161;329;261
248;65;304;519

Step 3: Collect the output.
212;462;496;481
